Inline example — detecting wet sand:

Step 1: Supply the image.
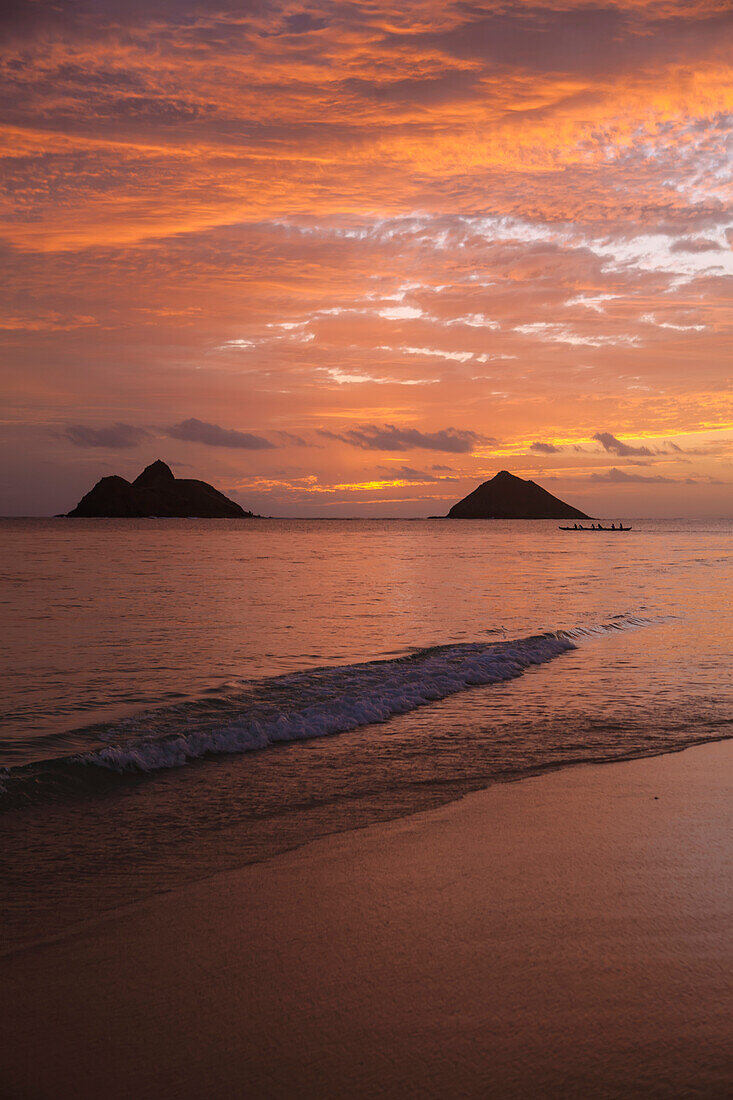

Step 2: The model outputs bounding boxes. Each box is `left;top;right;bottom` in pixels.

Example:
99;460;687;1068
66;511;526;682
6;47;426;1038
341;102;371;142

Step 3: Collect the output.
3;740;732;1099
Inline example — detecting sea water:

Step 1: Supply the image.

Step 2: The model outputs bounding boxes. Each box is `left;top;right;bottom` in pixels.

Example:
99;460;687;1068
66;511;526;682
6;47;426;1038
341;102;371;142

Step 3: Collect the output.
1;517;731;949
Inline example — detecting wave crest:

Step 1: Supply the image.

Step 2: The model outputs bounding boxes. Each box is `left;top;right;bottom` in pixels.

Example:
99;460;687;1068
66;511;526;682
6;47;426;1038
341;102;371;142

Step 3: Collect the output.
82;632;575;774
1;614;660;807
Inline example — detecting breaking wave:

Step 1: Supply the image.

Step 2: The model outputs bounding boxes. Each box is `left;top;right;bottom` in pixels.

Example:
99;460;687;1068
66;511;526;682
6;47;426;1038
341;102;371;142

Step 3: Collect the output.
0;615;656;806
84;632;575;772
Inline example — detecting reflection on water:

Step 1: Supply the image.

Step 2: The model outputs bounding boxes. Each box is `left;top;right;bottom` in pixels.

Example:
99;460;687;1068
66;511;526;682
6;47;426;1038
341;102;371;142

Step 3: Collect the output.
1;517;730;759
0;517;731;950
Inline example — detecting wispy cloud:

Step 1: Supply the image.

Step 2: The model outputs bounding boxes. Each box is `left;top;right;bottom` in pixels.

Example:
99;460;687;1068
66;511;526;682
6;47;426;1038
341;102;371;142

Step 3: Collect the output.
64;424;150;449
564;294;619;313
593;432;653;458
166;418;275;450
640;313;706;332
319;425;486;453
320;367;437;385
446;314;500;329
670;238;723;253
390;346;473;363
589;468;673;484
272;431;309;447
378;306;424;321
375;465;457;483
515;324;641;348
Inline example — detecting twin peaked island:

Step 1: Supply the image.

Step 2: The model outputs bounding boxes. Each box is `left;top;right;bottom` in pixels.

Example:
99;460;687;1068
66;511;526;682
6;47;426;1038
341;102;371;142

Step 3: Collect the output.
67;460;255;518
68;462;589;520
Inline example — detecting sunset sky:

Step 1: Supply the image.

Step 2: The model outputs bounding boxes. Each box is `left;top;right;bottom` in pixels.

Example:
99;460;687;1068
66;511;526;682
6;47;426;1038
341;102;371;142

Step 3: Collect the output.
2;0;732;516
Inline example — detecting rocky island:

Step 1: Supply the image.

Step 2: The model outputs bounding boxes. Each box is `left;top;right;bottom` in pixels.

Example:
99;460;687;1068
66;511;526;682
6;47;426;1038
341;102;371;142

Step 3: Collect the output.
67;460;257;518
446;470;590;520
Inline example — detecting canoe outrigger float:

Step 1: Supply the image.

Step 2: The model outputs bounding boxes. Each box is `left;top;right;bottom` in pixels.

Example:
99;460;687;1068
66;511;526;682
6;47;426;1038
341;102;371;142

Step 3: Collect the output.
558;523;632;531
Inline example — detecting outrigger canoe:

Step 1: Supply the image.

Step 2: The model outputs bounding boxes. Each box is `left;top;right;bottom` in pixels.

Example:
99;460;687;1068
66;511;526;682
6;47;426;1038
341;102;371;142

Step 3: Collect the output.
558;524;632;531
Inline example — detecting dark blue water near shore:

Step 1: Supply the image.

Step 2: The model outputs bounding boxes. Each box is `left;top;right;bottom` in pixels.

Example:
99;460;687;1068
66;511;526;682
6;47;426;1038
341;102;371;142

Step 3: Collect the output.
1;518;731;951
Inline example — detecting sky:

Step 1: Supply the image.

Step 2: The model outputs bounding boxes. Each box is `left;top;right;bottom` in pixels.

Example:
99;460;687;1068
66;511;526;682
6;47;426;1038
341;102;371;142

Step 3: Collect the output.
1;0;732;517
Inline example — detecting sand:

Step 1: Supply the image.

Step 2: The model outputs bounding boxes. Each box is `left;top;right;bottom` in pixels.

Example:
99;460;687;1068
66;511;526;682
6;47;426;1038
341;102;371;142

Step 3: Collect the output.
3;740;732;1099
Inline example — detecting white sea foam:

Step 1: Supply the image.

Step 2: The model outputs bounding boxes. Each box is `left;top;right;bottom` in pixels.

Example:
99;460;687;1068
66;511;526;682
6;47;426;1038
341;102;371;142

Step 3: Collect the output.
77;632;577;775
66;616;663;777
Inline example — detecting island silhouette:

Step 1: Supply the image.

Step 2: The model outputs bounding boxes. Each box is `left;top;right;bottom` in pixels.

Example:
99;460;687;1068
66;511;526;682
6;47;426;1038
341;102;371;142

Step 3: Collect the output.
67;463;589;520
446;470;590;519
67;459;255;518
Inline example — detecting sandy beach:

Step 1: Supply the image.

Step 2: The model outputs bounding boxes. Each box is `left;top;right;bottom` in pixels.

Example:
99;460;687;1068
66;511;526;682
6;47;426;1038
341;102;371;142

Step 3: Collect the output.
3;740;732;1099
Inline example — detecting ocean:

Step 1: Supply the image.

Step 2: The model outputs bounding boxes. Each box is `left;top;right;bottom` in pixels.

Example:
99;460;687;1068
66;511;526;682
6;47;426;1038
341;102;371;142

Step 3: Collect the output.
1;517;731;951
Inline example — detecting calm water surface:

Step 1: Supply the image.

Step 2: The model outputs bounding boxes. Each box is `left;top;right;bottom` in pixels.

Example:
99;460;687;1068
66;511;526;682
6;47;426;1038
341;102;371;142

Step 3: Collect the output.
1;518;731;950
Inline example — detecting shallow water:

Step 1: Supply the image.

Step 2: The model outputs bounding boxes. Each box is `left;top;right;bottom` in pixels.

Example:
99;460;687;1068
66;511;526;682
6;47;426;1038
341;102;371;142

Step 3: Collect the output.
1;517;731;950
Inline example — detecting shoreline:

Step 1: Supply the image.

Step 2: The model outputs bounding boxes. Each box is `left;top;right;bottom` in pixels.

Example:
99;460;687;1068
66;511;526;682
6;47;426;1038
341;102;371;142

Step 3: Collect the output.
3;738;732;1098
2;732;729;961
